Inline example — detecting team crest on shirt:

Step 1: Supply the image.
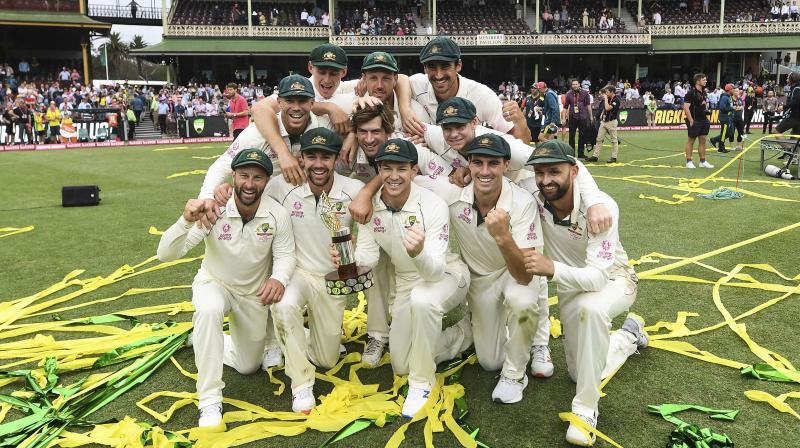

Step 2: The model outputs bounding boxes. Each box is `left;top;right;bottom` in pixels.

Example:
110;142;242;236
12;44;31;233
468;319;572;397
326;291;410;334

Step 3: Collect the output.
457;206;472;224
526;222;537;241
256;222;274;241
291;201;304;218
567;221;584;240
373;217;385;233
405;215;418;228
333;201;347;217
218;223;232;241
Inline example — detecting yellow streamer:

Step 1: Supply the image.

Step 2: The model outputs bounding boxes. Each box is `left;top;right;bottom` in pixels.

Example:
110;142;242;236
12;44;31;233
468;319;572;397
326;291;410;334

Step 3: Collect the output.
0;226;34;238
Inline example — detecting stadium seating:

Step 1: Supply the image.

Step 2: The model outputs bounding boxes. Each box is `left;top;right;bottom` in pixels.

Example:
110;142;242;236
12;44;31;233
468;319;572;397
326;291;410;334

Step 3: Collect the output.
335;1;417;35
171;1;310;26
541;1;628;34
630;0;773;25
0;0;79;12
435;0;531;35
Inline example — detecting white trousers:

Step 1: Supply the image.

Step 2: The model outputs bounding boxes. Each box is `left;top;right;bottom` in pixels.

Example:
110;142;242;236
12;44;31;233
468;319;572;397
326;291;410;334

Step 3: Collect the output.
558;266;638;415
271;269;347;393
192;279;269;409
392;271;469;389
534;277;551;346
468;270;542;380
366;250;394;342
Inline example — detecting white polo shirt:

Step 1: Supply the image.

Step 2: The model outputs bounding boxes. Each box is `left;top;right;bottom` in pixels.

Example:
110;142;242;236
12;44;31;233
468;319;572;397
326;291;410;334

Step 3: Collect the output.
335;140;451;184
415;177;542;277
157;195;296;296
409;73;513;134
265;173;364;277
526;182;630;293
199;112;332;200
423;124;533;181
354;182;465;285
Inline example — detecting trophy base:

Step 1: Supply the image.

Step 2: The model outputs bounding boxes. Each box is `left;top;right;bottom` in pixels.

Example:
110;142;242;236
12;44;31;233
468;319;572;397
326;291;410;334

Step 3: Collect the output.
325;266;374;296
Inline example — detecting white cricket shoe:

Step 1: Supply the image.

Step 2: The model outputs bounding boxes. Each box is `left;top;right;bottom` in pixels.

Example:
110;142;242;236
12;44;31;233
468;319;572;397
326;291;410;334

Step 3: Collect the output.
699;160;715;168
292;386;315;414
362;336;386;367
198;403;223;428
686;160;696;168
530;345;555;378
402;386;432;418
621;312;649;349
491;374;528;404
261;346;284;370
566;411;598;446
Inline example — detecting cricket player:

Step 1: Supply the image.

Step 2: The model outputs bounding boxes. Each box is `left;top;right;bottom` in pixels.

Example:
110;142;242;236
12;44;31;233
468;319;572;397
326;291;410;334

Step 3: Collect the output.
251;43;359;186
157;149;296;429
520;140;648;446
334;138;471;418
396;37;531;143
266;128;364;413
414;133;544;403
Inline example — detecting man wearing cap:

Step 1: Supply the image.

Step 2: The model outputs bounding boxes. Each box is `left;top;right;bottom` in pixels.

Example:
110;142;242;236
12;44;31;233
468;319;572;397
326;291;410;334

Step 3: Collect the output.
564;79;593;159
396;36;531;143
198;75;332;221
157;148;295;430
265;128;365;414
520;140;647;446
414;133;543;403
338;104;453;367
709;83;734;153
531;82;561;142
333;138;471;418
251;44;359;186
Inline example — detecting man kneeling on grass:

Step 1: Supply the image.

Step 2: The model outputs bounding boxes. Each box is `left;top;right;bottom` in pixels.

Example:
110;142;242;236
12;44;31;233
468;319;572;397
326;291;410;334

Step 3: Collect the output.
157;149;296;430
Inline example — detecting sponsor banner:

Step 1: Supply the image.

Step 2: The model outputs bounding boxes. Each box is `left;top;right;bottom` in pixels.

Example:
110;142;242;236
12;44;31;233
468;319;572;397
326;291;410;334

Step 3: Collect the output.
651;108;765;126
179;116;230;138
36;144;67;151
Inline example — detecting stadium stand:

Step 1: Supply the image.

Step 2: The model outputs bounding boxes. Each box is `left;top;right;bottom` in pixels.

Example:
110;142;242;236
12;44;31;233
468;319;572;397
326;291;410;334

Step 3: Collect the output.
0;0;79;12
436;0;531;35
630;0;791;24
334;1;418;35
171;1;317;26
541;1;627;34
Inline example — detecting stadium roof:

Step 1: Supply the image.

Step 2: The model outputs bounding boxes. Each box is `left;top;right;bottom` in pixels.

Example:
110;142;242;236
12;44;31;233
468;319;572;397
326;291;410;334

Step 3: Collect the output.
0;10;111;29
132;38;328;56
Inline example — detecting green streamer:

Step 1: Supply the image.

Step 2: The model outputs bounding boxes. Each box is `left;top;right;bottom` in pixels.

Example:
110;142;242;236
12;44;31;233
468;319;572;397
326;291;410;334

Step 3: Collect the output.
649;404;737;448
319;418;373;447
740;363;800;383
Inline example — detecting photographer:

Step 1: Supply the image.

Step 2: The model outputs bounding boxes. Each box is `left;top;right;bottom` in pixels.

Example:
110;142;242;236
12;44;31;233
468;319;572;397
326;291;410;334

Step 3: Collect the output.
683;73;713;169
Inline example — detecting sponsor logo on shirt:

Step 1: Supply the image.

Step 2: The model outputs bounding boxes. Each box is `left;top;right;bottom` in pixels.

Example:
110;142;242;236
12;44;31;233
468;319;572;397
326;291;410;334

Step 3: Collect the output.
256;222;274;241
597;240;613;260
291;201;304;218
428;160;444;175
526;222;537;241
225;142;240;157
439;223;449;241
266;148;278;159
457;206;472;224
218;223;232;241
373;217;385;233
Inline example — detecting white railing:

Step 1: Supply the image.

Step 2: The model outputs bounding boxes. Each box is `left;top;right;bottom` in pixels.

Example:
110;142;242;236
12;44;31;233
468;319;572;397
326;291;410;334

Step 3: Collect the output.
649;21;800;36
165;24;329;38
331;33;651;47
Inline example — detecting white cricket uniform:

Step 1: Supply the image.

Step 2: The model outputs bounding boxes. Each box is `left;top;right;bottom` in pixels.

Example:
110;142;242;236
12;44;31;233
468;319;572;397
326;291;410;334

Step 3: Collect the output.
410;73;513;134
527;181;638;416
335;142;452;345
157;196;295;409
265;174;365;394
198;113;332;200
354;183;470;388
422;124;535;182
413;177;542;380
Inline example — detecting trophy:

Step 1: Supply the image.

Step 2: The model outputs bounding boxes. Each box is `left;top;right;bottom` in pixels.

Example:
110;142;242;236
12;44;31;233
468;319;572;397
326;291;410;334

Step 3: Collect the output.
319;191;374;296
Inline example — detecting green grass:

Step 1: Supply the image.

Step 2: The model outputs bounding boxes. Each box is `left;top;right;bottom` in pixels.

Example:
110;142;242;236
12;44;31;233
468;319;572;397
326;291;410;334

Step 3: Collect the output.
1;131;799;447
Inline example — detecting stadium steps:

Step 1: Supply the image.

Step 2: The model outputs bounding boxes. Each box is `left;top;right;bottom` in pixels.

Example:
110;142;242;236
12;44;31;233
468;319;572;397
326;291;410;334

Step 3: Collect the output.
134;113;162;140
618;8;639;32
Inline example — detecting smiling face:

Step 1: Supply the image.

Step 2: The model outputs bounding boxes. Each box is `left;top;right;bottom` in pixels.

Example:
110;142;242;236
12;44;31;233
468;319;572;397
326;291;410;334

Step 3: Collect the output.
278;96;314;135
233;165;269;207
423;60;462;100
468;154;509;198
355;115;389;159
533;162;578;203
308;64;347;99
301;150;337;190
363;70;397;103
378;160;417;204
442;118;478;153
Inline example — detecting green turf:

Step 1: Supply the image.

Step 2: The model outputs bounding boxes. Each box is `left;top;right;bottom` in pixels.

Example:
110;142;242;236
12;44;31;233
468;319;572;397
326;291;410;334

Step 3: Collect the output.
1;131;799;447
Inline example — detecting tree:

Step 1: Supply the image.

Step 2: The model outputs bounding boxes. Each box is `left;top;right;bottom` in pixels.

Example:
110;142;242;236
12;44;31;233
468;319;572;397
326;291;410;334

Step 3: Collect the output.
105;32;130;73
129;35;148;80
